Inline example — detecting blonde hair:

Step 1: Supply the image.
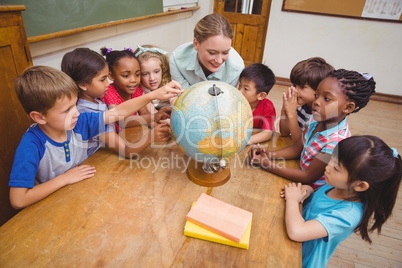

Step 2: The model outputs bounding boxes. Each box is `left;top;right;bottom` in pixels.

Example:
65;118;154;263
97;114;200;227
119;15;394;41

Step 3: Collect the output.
15;66;78;115
193;13;233;43
134;45;171;87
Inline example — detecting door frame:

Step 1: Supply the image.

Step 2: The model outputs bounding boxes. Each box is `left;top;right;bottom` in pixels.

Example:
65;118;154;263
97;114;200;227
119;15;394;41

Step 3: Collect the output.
214;0;273;65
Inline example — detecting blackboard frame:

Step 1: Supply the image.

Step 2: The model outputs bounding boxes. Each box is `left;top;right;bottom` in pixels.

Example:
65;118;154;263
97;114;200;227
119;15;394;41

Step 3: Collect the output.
25;6;199;43
1;0;165;39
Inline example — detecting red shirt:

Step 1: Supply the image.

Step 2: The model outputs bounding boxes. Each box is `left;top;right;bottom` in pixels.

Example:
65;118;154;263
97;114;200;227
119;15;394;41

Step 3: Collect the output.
101;83;143;133
252;98;276;131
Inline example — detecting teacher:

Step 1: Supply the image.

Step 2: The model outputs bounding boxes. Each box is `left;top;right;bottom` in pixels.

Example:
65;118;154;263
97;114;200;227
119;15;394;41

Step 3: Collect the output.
169;13;245;90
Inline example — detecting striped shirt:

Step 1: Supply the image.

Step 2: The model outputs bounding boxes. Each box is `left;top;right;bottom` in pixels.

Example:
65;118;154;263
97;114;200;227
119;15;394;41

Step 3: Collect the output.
297;104;312;132
301;116;351;190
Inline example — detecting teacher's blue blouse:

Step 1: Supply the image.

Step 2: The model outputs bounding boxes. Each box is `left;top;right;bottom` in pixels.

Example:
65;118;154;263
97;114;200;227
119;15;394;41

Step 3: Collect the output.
169;41;244;90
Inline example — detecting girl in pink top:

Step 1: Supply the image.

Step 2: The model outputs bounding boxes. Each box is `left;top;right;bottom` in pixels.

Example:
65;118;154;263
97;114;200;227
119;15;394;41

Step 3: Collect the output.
101;47;169;133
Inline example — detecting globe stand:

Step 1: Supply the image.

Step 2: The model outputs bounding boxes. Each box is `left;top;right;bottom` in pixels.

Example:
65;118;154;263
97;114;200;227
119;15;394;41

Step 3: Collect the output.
186;159;231;187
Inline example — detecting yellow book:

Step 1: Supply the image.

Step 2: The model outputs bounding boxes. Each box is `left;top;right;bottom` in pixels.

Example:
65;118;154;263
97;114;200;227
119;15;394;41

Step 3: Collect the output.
184;203;252;249
186;193;252;243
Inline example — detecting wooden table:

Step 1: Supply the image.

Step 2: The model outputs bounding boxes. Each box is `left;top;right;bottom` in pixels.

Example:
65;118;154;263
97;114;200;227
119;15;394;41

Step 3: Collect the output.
0;127;301;267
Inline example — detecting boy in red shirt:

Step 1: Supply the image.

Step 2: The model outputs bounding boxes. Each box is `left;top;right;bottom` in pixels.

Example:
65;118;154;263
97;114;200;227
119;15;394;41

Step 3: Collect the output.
238;63;276;144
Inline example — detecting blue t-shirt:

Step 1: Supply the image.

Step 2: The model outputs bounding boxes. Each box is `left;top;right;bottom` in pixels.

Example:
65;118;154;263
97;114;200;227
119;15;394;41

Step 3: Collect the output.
302;183;364;268
76;98;114;156
9;112;105;188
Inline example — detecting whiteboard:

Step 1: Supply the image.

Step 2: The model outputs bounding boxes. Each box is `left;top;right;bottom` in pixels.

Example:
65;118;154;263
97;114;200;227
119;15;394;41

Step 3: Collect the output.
163;0;197;7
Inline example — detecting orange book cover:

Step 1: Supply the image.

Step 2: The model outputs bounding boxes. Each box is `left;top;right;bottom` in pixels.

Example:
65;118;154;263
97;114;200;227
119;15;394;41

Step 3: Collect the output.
186;193;252;243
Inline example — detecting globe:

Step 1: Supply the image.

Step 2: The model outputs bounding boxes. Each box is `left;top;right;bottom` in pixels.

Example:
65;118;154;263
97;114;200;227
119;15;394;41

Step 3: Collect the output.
171;81;253;183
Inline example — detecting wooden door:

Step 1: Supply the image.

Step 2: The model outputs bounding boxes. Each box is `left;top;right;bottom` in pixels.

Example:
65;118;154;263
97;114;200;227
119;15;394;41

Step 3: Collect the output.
0;6;33;226
214;0;272;66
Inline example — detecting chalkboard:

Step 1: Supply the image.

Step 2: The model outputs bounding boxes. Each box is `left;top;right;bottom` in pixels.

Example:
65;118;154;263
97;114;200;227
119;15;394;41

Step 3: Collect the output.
2;0;163;38
282;0;402;23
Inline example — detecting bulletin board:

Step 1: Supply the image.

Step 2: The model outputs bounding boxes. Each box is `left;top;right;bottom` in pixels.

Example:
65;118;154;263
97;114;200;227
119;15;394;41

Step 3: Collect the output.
1;0;164;38
282;0;402;23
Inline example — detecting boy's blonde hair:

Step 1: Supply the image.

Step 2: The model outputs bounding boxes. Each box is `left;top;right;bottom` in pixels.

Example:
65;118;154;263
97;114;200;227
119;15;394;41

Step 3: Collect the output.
15;66;79;115
134;45;171;87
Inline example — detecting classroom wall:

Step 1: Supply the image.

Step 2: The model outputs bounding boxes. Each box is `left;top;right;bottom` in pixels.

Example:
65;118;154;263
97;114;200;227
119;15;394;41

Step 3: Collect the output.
263;0;402;96
32;0;402;96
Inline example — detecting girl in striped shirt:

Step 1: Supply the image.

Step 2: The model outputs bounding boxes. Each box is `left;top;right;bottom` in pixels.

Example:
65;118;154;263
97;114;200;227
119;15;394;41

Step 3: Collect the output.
249;69;376;190
280;57;334;144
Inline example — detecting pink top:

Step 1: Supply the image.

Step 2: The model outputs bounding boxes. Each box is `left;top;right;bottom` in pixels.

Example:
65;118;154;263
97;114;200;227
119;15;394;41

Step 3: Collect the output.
101;83;143;133
186;193;252;243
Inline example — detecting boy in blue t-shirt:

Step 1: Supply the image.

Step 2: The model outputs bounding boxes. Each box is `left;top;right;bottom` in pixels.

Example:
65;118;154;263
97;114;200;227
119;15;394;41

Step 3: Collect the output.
9;66;182;209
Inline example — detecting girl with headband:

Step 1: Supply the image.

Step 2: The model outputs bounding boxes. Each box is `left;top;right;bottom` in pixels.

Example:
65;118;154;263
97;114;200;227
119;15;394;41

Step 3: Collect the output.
134;45;175;115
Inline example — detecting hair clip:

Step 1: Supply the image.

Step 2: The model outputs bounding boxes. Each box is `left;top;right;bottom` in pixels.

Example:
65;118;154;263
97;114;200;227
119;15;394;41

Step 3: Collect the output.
135;45;168;57
391;148;399;158
124;47;133;52
106;48;113;55
358;72;373;80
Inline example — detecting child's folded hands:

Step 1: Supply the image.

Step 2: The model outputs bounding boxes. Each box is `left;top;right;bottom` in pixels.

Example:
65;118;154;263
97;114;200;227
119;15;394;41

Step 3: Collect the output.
280;182;313;204
248;144;271;167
